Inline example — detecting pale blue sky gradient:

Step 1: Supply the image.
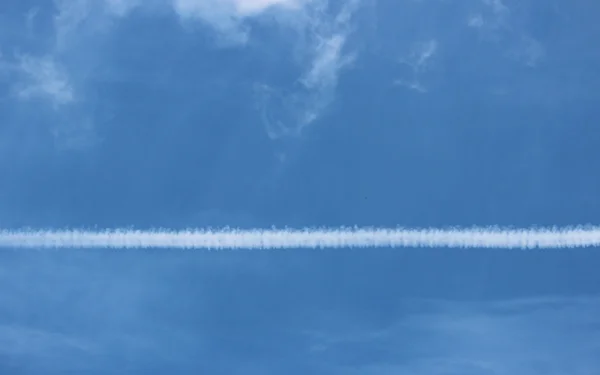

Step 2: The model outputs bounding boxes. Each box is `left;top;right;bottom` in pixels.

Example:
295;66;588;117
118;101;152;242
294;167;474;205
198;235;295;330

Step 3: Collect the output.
1;0;600;373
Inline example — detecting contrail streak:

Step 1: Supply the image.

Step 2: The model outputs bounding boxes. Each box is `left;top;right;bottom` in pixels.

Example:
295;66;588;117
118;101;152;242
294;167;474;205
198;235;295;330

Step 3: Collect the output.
0;226;599;249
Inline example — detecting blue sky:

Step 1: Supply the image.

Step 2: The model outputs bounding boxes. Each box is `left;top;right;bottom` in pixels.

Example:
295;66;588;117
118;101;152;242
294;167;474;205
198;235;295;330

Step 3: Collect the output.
1;0;600;373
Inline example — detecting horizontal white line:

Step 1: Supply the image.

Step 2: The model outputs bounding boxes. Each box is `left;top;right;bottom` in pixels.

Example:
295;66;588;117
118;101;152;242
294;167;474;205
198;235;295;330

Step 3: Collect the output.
0;227;599;249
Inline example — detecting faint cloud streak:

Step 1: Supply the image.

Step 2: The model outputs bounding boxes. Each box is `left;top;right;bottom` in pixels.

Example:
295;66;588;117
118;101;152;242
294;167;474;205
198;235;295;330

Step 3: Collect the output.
14;55;74;106
394;39;437;93
255;0;361;139
309;296;600;375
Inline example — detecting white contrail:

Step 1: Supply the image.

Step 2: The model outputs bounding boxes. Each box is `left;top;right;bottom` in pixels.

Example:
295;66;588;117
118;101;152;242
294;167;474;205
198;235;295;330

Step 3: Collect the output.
0;226;599;249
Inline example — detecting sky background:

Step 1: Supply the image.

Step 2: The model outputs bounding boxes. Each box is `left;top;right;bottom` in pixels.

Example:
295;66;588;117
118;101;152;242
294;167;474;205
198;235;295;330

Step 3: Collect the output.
1;0;600;373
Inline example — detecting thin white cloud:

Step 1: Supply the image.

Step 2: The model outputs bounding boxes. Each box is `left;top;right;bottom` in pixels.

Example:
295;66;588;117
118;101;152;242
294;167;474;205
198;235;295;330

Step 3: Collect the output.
508;35;545;67
53;0;136;49
233;0;304;16
53;0;95;51
316;296;600;375
173;0;250;44
170;0;360;138
484;0;509;16
467;0;509;39
254;0;360;139
174;0;306;20
468;0;544;68
300;34;350;90
410;39;437;70
299;0;359;89
8;0;358;151
104;0;141;16
395;39;438;93
47;0;359;142
9;53;98;151
4;0;129;151
0;325;95;358
388;297;600;375
172;0;308;44
254;83;307;139
1;226;599;249
14;55;74;106
467;14;484;28
51;116;100;151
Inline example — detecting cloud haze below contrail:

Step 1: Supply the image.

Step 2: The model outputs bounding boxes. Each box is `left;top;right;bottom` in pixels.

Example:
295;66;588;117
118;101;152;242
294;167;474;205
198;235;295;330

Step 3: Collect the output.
0;226;599;250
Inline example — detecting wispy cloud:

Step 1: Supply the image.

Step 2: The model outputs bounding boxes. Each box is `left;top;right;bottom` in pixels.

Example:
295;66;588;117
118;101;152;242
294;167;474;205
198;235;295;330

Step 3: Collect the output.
175;0;305;17
51;116;99;152
0;324;95;360
51;0;359;141
9;53;97;151
53;0;95;51
386;297;600;375
468;0;509;33
395;39;438;93
4;0;131;151
257;31;355;139
468;0;544;68
173;0;305;25
8;0;360;147
309;296;600;375
1;226;600;249
171;0;361;138
14;54;74;106
173;0;249;44
172;0;308;46
300;34;348;91
103;0;142;17
175;0;304;17
508;35;545;68
254;0;361;139
299;0;358;90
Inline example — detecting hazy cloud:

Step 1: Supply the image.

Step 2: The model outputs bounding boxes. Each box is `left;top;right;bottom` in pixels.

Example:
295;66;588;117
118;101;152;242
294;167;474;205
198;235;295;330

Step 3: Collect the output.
171;0;361;139
8;0;361;146
172;0;308;44
394;39;438;93
468;0;544;68
312;296;600;375
14;54;74;106
53;0;95;51
508;35;545;67
174;0;305;18
254;0;361;139
103;0;142;16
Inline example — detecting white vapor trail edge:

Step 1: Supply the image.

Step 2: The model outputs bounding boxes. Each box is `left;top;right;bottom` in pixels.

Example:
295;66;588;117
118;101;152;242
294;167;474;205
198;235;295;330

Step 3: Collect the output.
0;227;599;249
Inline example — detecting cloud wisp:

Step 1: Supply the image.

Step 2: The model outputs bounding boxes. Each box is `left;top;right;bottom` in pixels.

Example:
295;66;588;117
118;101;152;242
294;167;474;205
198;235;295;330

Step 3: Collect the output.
319;296;600;375
14;54;74;106
395;39;438;93
172;0;311;45
250;0;361;139
7;0;361;145
1;226;599;249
